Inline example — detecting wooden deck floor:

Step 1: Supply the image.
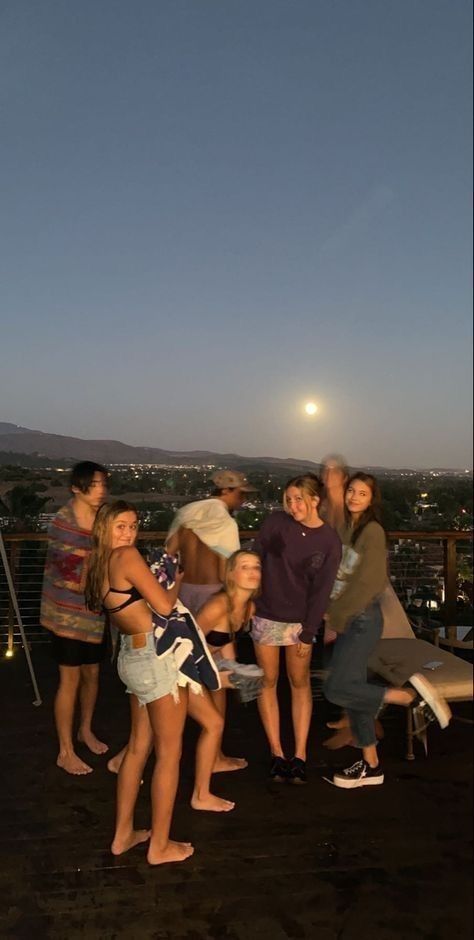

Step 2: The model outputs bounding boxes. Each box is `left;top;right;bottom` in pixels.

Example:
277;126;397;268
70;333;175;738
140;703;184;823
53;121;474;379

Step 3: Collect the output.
1;642;472;940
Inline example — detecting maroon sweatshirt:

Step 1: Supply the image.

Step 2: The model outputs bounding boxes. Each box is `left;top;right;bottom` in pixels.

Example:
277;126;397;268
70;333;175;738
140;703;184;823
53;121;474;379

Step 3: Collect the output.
254;511;342;643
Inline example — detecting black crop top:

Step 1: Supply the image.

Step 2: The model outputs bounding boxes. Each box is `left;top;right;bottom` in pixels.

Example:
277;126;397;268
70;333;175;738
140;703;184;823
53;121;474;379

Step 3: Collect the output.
206;630;232;648
103;585;144;614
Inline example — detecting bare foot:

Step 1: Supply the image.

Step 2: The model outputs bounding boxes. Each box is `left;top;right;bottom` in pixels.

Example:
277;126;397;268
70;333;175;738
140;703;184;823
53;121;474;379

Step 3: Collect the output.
77;730;109;755
213;755;248;773
374;718;385;740
107;750;126;774
326;717;350;730
191;793;235;812
323;728;354;750
57;752;93;775
111;829;151;856
147;840;194;866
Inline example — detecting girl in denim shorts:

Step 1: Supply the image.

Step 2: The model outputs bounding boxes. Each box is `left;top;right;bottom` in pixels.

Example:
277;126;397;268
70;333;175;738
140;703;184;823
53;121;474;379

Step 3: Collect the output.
85;501;234;866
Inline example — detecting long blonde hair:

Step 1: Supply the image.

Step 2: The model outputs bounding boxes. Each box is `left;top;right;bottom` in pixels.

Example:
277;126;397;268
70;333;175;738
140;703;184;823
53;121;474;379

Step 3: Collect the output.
85;500;138;612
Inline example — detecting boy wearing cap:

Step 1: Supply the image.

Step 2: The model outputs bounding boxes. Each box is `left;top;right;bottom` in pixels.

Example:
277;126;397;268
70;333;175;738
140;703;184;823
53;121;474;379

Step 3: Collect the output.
167;470;257;615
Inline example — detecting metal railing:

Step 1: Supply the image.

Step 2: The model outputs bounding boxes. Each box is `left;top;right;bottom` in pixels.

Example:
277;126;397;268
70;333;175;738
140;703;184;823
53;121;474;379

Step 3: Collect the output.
0;530;472;651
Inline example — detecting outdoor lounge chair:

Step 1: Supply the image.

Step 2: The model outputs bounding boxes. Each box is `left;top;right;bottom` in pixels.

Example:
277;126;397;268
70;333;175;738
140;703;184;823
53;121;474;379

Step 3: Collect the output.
367;591;473;759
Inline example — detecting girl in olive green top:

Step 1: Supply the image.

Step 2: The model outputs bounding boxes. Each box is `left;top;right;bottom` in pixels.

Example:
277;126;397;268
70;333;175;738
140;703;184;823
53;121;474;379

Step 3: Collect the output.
324;473;451;790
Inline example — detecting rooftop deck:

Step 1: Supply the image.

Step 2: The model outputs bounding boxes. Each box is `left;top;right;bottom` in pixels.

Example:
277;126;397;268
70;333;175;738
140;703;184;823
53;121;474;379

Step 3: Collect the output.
1;641;472;940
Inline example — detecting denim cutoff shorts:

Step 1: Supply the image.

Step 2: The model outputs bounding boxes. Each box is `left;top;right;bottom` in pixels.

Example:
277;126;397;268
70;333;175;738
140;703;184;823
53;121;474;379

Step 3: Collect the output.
117;632;180;706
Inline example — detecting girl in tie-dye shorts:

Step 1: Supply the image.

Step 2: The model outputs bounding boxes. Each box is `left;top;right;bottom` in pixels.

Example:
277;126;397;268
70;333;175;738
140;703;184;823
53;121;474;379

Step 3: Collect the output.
250;617;302;646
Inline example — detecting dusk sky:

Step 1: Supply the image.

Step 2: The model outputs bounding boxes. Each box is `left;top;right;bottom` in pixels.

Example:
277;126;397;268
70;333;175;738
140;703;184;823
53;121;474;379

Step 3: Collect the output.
1;1;472;469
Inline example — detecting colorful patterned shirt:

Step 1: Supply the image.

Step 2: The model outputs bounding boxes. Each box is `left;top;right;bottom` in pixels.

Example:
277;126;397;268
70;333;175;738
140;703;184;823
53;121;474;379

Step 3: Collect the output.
40;501;105;644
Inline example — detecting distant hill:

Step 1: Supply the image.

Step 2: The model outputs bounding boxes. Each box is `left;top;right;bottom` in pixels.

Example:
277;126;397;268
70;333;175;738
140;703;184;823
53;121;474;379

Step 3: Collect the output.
1;422;469;475
0;422;322;471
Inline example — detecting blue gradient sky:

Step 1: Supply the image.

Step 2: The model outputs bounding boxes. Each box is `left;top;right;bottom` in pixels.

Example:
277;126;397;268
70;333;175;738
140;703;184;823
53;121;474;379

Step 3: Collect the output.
1;1;472;468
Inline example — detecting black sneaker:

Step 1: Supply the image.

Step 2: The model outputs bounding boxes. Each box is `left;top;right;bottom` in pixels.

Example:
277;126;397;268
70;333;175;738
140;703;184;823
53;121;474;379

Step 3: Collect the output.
333;759;384;789
288;757;307;785
269;756;289;783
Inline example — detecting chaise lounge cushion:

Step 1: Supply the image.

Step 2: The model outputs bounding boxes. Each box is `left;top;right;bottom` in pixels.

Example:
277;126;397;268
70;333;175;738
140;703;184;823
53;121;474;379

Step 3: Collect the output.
368;637;473;702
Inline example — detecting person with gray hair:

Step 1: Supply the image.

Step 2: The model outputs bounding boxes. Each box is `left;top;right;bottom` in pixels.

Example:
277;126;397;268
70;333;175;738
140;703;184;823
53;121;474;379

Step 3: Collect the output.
319;454;349;534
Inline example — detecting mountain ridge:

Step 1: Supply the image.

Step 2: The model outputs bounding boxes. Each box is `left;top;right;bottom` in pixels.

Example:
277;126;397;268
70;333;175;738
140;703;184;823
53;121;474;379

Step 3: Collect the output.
0;423;469;474
0;422;321;470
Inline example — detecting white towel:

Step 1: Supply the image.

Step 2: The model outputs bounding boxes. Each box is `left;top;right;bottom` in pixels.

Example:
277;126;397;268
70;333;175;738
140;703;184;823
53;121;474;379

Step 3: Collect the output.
167;498;240;559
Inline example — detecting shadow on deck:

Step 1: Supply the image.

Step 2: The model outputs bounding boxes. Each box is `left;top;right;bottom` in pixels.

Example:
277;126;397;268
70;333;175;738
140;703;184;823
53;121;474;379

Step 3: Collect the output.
1;641;472;940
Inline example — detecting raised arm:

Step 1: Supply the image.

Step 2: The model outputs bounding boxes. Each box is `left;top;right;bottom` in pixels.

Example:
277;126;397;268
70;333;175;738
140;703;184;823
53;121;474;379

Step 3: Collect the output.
115;546;182;617
166;528;180;555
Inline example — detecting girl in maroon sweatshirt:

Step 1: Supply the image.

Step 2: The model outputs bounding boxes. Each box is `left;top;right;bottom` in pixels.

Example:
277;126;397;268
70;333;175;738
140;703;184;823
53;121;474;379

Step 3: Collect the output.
252;474;341;783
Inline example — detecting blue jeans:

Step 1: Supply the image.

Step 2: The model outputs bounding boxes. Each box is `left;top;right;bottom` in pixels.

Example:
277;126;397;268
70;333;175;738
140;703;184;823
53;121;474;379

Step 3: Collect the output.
324;602;385;748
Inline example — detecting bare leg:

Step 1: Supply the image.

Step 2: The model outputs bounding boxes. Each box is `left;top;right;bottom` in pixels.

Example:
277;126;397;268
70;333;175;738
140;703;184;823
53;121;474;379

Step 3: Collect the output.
253;644;283;757
323;727;354;750
211;689;247;772
188;690;235;812
327;714;350;730
108;745;127;775
55;665;92;775
324;716;384;748
362;743;379;768
111;696;153;856
77;663;108;754
146;689;194;865
286;646;312;761
384;687;416;706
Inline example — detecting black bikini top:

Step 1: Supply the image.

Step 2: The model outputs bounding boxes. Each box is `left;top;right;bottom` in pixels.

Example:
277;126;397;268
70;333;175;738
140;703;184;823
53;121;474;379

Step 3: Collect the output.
103;585;144;614
205;598;253;648
206;630;232;648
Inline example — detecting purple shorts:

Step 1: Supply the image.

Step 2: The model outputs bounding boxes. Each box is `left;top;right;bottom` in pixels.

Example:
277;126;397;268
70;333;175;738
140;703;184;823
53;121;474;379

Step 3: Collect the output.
178;582;221;616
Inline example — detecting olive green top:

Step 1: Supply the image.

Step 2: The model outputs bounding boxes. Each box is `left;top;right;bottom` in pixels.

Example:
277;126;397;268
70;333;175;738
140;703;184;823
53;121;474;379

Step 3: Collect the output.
328;520;388;633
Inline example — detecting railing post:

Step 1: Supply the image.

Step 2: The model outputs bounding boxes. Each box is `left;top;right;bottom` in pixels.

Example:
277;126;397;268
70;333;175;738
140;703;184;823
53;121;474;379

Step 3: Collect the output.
443;537;457;641
7;542;19;654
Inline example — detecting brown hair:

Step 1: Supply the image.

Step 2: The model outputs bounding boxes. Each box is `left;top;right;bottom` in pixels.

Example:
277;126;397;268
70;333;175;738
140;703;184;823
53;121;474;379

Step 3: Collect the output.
85;500;138;612
283;474;323;515
345;473;385;546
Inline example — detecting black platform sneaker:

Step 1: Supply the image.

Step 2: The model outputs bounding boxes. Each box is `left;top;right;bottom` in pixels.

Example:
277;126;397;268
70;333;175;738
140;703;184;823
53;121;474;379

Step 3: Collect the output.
269;755;290;783
288;757;307;785
333;759;384;789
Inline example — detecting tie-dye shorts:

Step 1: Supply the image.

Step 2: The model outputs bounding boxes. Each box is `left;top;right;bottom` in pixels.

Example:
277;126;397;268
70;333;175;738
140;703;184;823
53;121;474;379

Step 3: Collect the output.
251;616;303;646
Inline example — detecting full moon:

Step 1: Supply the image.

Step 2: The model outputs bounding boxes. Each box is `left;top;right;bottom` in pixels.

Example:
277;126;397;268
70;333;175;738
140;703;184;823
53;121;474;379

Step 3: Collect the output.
304;402;318;416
